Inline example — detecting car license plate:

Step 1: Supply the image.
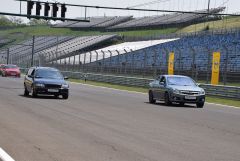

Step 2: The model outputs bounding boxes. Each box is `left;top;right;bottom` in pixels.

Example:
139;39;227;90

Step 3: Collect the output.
48;89;59;92
185;96;196;100
11;73;16;76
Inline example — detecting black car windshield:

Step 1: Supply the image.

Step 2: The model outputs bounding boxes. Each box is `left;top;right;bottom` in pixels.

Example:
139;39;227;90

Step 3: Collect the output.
35;69;63;79
5;65;18;69
167;77;196;86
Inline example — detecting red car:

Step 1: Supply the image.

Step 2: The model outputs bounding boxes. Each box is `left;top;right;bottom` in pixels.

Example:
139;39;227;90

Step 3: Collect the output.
1;64;21;77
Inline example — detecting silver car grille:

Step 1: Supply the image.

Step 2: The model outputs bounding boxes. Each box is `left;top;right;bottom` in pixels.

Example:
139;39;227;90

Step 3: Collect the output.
180;91;200;95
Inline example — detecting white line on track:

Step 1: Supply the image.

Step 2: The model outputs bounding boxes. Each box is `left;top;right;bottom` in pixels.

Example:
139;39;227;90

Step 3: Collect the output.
0;148;15;161
70;82;240;109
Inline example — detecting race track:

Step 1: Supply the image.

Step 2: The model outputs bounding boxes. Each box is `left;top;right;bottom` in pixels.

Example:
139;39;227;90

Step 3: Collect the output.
0;77;239;161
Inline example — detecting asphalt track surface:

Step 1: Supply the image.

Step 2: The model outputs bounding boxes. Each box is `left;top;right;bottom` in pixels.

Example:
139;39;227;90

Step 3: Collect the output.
0;77;239;161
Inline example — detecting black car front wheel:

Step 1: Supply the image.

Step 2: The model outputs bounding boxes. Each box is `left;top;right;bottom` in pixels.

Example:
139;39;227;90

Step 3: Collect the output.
179;102;185;106
62;94;69;99
31;86;37;98
149;91;156;104
24;86;29;96
196;102;204;108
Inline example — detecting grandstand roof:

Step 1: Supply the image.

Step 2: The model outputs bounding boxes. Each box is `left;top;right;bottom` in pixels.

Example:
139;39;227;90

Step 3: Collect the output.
95;38;179;53
57;38;178;64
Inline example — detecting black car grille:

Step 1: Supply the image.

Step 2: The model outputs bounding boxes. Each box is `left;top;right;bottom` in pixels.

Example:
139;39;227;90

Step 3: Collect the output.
180;91;200;95
45;84;61;89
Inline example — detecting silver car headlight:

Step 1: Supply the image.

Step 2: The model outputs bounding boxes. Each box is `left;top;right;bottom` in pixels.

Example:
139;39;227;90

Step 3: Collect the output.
200;89;205;95
35;83;45;88
62;84;69;89
173;89;181;94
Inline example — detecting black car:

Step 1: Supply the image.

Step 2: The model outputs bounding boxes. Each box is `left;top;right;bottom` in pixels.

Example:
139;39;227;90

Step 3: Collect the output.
24;67;69;99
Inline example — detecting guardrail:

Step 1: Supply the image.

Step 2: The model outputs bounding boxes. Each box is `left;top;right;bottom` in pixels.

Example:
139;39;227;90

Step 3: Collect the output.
61;71;240;100
19;68;240;99
200;84;240;99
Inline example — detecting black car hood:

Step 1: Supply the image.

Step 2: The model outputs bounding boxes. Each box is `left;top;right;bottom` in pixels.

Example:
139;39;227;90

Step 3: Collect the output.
34;78;67;85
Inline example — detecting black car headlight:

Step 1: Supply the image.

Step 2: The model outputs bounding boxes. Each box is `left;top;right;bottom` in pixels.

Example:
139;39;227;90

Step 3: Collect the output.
35;83;45;88
61;84;69;89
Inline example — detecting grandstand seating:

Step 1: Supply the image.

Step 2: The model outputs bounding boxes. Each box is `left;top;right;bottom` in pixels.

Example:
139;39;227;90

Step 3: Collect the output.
82;31;240;72
53;16;133;30
58;39;177;64
53;7;224;31
0;38;12;46
109;7;225;30
0;36;73;65
37;34;118;62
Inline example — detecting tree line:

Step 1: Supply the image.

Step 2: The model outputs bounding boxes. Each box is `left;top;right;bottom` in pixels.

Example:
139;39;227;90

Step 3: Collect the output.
0;16;51;27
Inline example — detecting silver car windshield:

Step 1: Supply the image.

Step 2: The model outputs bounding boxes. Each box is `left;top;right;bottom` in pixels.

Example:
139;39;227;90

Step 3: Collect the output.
167;77;196;86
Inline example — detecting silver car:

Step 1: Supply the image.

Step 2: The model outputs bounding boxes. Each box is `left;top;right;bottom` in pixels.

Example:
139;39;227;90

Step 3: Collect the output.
149;75;205;108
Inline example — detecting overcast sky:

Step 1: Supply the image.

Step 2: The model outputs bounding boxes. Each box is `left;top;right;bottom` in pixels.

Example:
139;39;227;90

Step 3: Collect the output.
1;0;239;22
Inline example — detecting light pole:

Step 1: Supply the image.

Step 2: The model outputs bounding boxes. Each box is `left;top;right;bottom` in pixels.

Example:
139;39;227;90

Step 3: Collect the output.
207;0;211;13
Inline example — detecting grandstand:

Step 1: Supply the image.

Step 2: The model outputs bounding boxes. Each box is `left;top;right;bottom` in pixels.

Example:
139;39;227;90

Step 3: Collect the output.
56;38;178;64
108;7;225;30
0;36;74;65
53;7;225;31
37;34;118;63
53;31;239;82
0;37;14;48
53;16;133;30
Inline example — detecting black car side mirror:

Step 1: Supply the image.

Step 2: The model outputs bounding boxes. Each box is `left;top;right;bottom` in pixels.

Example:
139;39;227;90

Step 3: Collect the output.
64;76;69;80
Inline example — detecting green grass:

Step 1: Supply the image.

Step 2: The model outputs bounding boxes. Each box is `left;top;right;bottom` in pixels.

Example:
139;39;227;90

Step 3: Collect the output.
206;96;240;107
69;78;240;107
0;26;178;37
117;28;178;37
178;16;240;33
0;26;102;37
